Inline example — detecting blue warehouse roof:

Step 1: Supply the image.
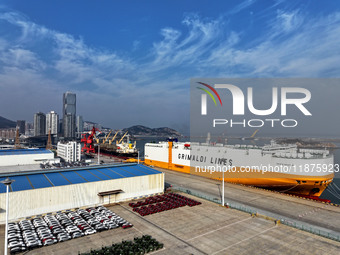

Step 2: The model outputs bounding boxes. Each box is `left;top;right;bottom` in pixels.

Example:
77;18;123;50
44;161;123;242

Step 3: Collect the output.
0;164;162;193
0;148;52;156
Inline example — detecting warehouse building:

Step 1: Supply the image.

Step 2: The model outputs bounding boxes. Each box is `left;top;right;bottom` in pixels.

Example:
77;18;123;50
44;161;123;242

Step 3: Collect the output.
0;148;57;167
0;163;164;223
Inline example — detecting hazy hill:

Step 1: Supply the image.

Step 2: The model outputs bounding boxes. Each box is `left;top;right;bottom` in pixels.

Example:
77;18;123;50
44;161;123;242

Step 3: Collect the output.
123;125;181;137
0;116;16;129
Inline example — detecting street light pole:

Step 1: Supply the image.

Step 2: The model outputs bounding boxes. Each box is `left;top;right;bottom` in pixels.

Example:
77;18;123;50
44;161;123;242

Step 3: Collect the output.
222;167;225;206
97;145;100;165
1;177;15;255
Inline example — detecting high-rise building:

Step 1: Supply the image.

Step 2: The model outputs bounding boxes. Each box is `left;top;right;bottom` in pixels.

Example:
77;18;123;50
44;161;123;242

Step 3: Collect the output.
76;115;84;133
46;111;59;135
63;92;76;138
59;119;63;135
34;112;46;136
63;114;75;138
16;120;26;134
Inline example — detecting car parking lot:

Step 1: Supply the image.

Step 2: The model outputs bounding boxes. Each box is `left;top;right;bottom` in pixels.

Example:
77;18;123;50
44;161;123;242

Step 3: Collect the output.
6;206;132;254
1;192;340;255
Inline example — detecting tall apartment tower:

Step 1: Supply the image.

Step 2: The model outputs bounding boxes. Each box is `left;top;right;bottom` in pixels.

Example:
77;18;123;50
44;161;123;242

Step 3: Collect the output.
34;112;46;136
76;115;84;133
62;92;76;138
46;111;59;135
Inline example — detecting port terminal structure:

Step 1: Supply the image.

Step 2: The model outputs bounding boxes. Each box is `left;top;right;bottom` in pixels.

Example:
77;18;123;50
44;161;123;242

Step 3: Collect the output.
0;151;339;254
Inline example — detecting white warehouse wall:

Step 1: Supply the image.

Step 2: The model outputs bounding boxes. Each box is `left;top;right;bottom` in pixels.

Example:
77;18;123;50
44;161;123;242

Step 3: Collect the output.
0;152;55;166
0;173;164;223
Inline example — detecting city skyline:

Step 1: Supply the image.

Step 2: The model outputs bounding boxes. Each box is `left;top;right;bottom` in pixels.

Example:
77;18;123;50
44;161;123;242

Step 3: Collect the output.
1;1;340;135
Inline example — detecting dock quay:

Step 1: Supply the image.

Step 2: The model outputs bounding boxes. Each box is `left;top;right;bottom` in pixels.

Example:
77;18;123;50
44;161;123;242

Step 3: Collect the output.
160;167;340;238
1;192;340;255
1;165;339;254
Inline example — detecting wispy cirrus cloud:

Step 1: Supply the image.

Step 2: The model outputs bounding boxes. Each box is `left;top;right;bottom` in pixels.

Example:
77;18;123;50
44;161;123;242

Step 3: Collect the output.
228;0;257;15
198;10;340;77
275;10;303;32
150;14;224;69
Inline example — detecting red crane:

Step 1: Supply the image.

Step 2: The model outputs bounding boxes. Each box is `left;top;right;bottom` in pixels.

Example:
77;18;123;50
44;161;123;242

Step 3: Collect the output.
81;127;100;153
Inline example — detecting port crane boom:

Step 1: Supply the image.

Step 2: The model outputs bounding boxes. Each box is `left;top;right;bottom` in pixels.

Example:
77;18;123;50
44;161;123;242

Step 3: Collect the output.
251;129;259;138
118;131;128;144
102;130;112;144
109;131;119;145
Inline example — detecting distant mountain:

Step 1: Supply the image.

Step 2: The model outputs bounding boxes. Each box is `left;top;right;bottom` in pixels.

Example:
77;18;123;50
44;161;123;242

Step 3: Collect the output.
122;125;181;137
0;116;16;129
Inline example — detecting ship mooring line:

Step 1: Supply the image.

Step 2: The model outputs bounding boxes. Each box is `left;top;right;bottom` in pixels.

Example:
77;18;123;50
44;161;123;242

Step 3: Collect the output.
278;183;299;194
332;182;340;192
327;185;340;200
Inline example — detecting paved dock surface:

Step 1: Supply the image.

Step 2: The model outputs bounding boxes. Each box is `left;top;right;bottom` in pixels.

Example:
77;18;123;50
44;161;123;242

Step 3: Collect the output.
1;193;340;255
160;167;340;234
1;166;340;254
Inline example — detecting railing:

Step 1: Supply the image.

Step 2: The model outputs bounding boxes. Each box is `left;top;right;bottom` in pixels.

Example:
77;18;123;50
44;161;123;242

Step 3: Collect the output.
172;186;340;242
280;219;340;242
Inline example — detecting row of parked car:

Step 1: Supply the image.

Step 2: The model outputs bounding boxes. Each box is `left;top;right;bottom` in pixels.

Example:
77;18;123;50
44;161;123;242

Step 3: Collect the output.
129;193;201;216
7;206;133;254
129;193;202;216
40;161;90;169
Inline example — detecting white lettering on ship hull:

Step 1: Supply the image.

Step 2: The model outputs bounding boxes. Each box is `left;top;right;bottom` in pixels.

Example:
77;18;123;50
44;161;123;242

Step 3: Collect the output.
178;153;233;166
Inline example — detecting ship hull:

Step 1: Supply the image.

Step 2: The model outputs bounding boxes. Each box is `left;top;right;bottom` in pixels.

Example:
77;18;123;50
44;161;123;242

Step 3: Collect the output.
98;148;138;158
144;142;334;197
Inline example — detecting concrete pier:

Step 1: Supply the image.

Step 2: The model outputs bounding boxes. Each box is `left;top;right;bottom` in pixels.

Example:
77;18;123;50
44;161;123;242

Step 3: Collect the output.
1;166;339;254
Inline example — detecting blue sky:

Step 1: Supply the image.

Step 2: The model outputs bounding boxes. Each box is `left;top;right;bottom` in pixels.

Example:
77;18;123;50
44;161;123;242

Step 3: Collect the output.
0;0;340;132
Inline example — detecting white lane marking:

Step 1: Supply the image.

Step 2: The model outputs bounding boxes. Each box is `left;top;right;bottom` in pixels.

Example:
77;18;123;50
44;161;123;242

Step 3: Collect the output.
211;225;277;255
149;248;167;254
187;217;253;241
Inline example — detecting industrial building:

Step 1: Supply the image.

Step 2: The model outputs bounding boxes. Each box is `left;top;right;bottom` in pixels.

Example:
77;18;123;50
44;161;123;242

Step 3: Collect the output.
0;163;164;223
0;148;56;167
57;141;82;162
